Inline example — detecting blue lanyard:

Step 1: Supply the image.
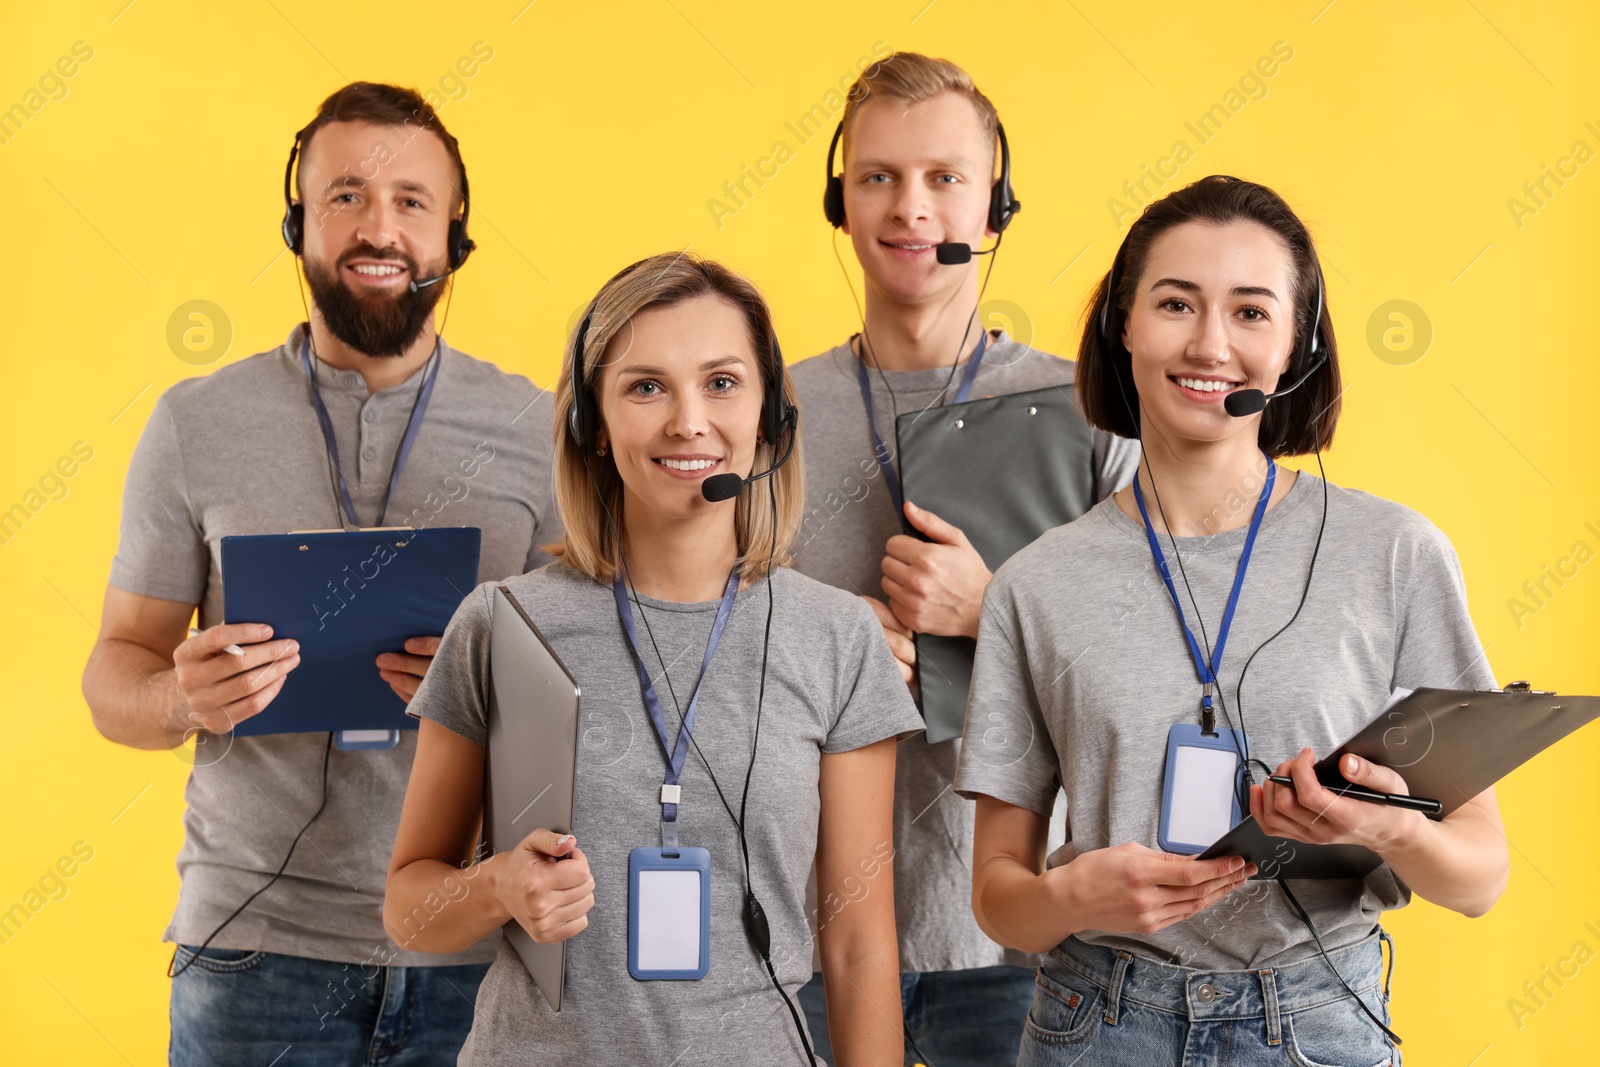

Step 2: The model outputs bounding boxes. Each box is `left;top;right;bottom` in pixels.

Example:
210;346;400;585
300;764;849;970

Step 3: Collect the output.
612;568;740;846
300;339;441;529
1131;454;1275;730
855;331;989;520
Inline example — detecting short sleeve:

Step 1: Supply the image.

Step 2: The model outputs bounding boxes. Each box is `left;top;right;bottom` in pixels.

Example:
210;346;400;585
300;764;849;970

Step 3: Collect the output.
1093;429;1140;500
821;597;925;754
407;582;496;746
953;574;1062;815
1393;523;1495;692
108;396;208;604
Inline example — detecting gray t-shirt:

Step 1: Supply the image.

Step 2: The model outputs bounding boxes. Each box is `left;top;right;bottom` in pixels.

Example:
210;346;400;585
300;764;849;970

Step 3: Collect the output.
109;324;560;966
788;331;1140;973
954;473;1495;970
408;561;924;1066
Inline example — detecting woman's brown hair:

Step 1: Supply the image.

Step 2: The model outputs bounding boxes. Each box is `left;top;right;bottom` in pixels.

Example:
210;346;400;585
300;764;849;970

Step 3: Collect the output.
1078;174;1341;456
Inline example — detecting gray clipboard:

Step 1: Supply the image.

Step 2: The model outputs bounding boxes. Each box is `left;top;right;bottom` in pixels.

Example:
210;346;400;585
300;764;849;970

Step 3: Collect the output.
486;585;581;1010
895;385;1098;743
1198;684;1600;878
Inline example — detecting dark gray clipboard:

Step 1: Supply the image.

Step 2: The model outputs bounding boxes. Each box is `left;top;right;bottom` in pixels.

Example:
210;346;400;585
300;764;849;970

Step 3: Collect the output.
895;385;1098;743
1198;684;1600;878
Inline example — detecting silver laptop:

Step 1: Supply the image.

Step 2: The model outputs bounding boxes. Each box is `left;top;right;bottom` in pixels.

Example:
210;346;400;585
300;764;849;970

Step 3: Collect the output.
487;585;581;1011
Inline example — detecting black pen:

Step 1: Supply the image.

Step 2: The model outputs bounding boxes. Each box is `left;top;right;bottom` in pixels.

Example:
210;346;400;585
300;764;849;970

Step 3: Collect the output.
1265;775;1443;817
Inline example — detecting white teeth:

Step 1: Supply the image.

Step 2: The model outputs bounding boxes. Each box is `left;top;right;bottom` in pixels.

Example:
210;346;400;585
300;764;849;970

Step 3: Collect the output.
352;264;403;276
661;458;716;471
888;243;933;250
1175;377;1238;393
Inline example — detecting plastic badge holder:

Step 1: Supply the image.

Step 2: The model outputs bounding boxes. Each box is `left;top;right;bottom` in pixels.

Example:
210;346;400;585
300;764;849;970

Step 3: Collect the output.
627;846;711;980
1158;723;1248;854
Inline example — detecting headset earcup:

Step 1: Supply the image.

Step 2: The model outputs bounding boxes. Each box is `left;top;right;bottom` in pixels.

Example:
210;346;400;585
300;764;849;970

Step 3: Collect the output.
569;314;596;452
823;177;846;229
763;335;793;445
763;386;790;445
1287;271;1325;383
988;181;1019;235
1287;329;1312;386
567;359;590;453
447;219;475;270
568;385;597;454
282;204;304;254
566;395;584;450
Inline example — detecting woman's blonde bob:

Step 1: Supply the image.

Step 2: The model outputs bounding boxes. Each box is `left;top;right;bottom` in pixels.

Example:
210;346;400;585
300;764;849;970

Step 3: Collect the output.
547;251;804;584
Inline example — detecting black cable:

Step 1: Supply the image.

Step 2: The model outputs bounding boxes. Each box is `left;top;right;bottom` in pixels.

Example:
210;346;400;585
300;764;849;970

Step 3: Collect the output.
1231;450;1330;790
169;731;334;979
295;260;445;529
1108;343;1391;1044
737;480;780;886
922;233;1002;412
1136;433;1393;1046
1240;457;1399;1046
294;268;347;530
1139;448;1255;772
179;254;448;980
1277;879;1401;1047
830;230;902;422
738;479;819;1063
836;228;1002;441
586;454;818;1064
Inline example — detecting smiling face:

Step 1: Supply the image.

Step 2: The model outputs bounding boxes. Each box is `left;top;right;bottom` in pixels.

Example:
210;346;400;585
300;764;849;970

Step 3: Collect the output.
592;293;766;525
1121;219;1300;447
841;91;995;306
296;120;459;356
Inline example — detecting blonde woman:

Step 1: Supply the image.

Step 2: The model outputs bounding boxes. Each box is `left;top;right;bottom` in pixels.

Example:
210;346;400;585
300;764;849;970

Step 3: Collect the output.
385;252;921;1065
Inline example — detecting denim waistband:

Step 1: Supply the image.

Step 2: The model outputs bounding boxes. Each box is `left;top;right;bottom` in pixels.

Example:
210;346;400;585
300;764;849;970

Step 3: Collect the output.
1047;929;1393;1031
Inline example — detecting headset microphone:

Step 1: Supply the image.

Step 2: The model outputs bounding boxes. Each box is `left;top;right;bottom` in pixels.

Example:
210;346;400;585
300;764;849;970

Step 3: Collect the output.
700;417;797;502
934;242;1000;265
408;263;464;293
1223;348;1327;417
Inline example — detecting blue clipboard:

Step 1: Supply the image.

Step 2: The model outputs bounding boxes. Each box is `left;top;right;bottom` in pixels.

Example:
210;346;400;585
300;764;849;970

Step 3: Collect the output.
220;526;481;737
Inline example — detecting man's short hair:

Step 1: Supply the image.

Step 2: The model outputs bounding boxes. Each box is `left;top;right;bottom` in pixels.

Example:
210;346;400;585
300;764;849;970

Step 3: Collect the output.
840;52;1000;166
294;82;467;215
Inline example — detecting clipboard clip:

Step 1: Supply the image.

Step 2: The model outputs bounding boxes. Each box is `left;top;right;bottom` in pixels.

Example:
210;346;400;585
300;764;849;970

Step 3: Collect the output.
1493;680;1557;696
288;524;418;534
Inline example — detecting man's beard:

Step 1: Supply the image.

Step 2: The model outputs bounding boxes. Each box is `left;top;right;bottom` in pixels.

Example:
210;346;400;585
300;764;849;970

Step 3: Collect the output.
303;244;447;358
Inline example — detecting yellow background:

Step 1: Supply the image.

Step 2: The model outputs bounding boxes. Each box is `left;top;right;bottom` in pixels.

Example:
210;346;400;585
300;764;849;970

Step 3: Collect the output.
2;1;1597;1063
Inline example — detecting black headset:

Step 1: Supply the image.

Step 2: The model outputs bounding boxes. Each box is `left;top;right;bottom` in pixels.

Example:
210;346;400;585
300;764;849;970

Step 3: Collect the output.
1095;206;1326;386
566;265;797;456
280;133;476;270
823;118;1020;236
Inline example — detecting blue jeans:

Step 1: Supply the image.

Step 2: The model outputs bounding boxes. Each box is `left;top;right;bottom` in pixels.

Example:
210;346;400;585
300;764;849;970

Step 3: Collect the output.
168;944;489;1066
799;964;1034;1066
1018;931;1399;1067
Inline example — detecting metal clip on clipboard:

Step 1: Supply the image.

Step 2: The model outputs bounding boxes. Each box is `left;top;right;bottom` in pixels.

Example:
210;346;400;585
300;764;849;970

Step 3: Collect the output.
1198;682;1600;878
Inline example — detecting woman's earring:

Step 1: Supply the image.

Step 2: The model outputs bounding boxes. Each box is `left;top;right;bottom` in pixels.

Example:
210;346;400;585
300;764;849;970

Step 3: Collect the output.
596;442;608;457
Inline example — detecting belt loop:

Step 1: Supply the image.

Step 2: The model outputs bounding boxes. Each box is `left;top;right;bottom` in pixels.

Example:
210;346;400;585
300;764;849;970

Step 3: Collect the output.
1378;928;1396;1002
1258;969;1282;1046
1104;951;1132;1026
